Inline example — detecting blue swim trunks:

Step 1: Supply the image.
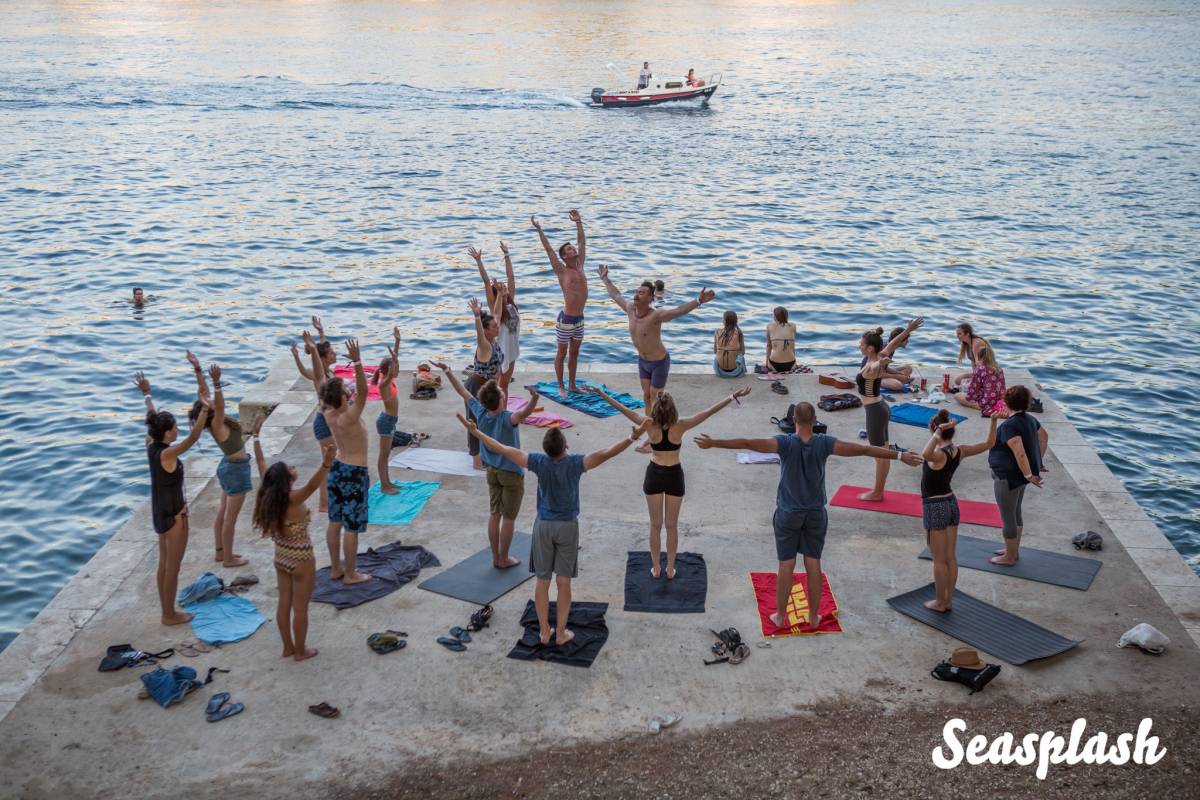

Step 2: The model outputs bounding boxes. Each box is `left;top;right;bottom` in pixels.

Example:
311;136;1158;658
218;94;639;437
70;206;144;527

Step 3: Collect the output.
313;410;331;441
376;411;397;437
327;459;369;533
638;353;671;389
216;455;252;496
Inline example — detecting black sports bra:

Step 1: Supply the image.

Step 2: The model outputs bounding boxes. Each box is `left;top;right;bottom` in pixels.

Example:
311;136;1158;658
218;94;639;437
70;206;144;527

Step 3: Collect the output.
650;425;681;452
856;370;881;398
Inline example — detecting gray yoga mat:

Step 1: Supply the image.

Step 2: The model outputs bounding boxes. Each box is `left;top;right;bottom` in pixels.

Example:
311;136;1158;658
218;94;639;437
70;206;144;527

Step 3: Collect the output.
887;583;1082;665
918;535;1102;591
418;532;533;605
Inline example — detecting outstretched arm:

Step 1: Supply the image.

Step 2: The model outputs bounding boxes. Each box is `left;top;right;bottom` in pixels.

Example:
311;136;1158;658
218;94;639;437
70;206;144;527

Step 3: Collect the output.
583;423;645;471
510;385;539;425
311;315;327;345
659;287;716;323
500;241;516;300
290;342;315;383
251;416;267;479
693;433;779;454
468;247;493;302
583;385;645;425
186;350;210;400
598;264;628;312
833;440;923;466
207;363;228;435
678;386;751;431
467;297;493;364
569;209;585;266
881;317;924;359
133;371;155;417
301;329;324;393
343;339;369;422
530;215;564;274
431;361;473;402
958;415;999;458
457;413;529;468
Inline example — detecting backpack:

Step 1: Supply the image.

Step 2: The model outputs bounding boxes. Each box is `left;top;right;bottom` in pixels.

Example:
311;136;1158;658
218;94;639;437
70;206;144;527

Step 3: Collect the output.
771;404;796;433
931;661;1001;694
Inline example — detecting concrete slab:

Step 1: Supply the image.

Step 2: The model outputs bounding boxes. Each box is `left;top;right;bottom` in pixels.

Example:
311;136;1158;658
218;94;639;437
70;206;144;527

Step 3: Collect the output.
259;402;315;429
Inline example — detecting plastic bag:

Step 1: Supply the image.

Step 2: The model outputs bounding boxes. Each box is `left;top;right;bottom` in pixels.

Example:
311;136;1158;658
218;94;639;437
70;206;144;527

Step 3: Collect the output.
1117;623;1169;655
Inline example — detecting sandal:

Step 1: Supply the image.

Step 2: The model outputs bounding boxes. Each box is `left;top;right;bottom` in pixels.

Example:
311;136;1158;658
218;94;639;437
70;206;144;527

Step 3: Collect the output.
206;701;244;723
437;636;467;652
308;702;340;719
206;692;231;715
770;381;788;395
449;626;472;644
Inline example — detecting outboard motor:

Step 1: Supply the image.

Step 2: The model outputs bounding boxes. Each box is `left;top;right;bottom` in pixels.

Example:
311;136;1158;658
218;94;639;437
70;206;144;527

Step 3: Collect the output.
591;87;604;105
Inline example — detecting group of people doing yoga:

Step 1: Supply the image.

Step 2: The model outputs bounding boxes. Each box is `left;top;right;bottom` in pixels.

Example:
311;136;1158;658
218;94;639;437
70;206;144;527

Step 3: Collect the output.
134;207;1046;652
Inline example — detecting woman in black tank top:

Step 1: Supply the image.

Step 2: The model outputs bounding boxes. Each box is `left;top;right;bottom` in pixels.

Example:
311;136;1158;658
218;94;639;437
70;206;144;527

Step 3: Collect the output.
919;410;998;613
856;317;923;502
135;372;209;627
587;384;750;578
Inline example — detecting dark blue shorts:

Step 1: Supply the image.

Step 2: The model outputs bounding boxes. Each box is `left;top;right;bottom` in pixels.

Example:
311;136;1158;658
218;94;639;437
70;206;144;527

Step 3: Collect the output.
313;410;331;441
638;353;671;389
376;412;397;437
772;508;828;561
216;455;252;496
327;459;369;533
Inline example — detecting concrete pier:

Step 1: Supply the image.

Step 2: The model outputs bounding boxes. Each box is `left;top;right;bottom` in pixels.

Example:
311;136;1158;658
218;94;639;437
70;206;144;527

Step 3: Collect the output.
0;361;1196;798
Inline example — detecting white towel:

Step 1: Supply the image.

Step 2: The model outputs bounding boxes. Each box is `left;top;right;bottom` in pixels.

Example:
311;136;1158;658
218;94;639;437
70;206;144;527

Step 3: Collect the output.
737;451;780;464
390;448;485;478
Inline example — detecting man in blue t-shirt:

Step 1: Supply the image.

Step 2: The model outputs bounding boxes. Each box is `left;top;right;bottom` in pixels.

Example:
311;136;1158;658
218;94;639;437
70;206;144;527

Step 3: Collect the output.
697;402;921;630
436;362;538;568
459;413;647;647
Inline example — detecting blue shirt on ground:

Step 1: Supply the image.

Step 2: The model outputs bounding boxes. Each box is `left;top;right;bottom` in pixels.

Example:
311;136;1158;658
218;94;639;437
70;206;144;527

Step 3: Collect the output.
774;433;838;512
526;452;587;521
988;411;1043;489
469;397;523;475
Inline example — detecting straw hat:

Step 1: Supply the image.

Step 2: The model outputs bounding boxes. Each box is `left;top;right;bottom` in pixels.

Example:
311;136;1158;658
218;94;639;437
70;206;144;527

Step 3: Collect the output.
949;646;985;670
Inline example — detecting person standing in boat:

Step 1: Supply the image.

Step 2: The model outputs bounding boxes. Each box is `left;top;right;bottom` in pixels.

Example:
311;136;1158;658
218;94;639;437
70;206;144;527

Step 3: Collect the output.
638;62;652;89
531;210;588;396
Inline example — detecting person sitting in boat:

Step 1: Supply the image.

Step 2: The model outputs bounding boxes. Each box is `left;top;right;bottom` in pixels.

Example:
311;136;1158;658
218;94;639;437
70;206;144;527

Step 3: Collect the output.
686;69;705;87
638;62;652;90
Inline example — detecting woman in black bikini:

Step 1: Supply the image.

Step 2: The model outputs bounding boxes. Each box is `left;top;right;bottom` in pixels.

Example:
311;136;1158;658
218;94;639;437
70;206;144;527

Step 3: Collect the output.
857;317;923;501
135;371;208;626
587;385;751;578
765;307;796;373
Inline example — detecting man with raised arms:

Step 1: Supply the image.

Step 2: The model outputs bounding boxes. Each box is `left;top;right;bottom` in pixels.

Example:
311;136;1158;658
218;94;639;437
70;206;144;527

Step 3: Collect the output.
531;210;588;395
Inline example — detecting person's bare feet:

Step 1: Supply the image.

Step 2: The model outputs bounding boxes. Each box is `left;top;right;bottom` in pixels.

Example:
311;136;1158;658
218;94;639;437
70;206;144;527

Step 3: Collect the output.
281;647;295;658
567;383;580;394
557;383;567;396
329;571;344;582
539;626;554;646
343;571;372;585
807;611;821;630
993;548;1006;555
923;598;952;612
494;556;521;569
222;556;249;568
666;567;677;580
769;611;787;629
988;555;1018;566
380;483;399;496
555;628;575;647
857;491;884;502
650;566;661;579
293;647;319;662
162;611;193;626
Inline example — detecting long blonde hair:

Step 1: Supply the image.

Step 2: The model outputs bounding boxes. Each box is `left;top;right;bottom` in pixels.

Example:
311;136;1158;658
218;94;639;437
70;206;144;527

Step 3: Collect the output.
977;345;1000;373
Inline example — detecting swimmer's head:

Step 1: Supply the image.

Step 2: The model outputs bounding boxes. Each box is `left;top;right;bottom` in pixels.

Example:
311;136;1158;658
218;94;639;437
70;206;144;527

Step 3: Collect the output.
542;426;567;459
145;410;177;443
860;327;884;356
132;287;144;304
654;279;665;292
477;379;503;412
929;408;956;439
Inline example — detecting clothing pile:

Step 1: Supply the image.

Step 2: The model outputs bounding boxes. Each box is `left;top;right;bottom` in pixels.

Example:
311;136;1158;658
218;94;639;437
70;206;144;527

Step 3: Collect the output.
98;644;175;672
1071;530;1103;551
818;393;862;412
704;627;750;665
139;665;229;708
411;365;441;399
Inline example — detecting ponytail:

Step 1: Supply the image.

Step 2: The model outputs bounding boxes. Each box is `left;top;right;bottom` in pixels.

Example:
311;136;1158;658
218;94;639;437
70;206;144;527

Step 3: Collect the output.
929;408;955;439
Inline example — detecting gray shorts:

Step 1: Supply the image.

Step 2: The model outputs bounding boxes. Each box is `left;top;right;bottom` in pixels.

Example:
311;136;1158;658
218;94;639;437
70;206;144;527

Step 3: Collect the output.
865;401;890;446
773;508;828;561
530;517;579;580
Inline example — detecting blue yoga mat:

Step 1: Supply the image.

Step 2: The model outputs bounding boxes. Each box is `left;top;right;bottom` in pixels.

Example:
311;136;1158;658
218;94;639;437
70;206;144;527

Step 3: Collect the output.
532;379;644;418
890;402;966;428
368;480;439;525
183;593;266;645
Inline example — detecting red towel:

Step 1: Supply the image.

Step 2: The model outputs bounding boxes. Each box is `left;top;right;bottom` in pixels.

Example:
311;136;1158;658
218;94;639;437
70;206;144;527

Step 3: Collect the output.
750;571;842;637
830;485;1002;528
332;363;382;401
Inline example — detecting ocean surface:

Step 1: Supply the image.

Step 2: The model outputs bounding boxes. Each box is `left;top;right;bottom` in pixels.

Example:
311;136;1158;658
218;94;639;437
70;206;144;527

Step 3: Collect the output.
1;0;1197;650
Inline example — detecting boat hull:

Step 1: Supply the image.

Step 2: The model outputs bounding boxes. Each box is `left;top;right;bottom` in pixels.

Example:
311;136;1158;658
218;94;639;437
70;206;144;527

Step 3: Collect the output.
596;84;718;108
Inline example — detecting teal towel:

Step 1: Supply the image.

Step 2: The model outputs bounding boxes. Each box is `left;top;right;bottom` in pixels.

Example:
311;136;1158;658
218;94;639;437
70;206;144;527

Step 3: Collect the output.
533;379;644;418
890;402;967;428
368;481;440;525
182;594;265;645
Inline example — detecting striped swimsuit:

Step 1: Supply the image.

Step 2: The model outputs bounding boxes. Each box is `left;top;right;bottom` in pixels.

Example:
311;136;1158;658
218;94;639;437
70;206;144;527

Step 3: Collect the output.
274;509;315;574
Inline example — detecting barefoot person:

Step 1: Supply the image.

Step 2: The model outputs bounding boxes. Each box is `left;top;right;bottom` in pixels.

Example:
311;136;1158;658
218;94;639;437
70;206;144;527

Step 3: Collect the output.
714;311;746;378
373;327;403;494
186;354;251;568
435;362;538;568
291;315;337;512
695;402;922;630
987;385;1048;566
953;323;990;387
469;243;521;394
598;263;715;447
458;414;646;647
588;385;751;578
304;331;372;584
252;443;335;662
135;372;208;626
532;211;587;394
856;318;924;501
920;410;998;612
954;344;1005;415
462;285;506;470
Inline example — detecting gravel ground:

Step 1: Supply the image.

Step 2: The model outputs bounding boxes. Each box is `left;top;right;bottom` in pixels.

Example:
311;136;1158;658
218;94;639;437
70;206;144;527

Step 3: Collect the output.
332;697;1198;800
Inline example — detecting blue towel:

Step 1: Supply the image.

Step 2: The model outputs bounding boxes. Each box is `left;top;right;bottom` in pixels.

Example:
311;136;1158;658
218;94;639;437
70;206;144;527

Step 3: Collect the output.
533;379;644;418
880;384;914;394
182;593;266;645
890;402;967;428
368;481;439;525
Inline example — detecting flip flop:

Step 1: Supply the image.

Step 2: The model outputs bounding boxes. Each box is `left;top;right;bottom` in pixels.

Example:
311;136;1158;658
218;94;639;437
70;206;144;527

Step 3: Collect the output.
205;692;231;715
206;701;244;723
449;626;472;644
178;642;200;658
308;702;340;719
437;636;467;652
771;381;789;395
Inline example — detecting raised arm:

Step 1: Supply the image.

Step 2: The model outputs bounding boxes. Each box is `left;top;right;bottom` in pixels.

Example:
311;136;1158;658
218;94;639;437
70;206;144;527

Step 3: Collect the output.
311;315;327;345
207;363;228;435
922;426;951;466
678;386;750;431
568;209;585;266
530;215;564;274
301;329;324;393
293;442;336;503
186;350;210;401
468;247;493;301
659;287;716;323
693;433;779;454
834;439;922;465
958;415;999;458
431;361;473;402
500;241;516;299
163;402;208;462
510;385;539;425
881;317;924;359
583;423;644;471
343;339;369;422
251;416;268;478
133;371;155;417
583;385;645;425
457;413;529;468
467;298;493;363
290;342;315;383
598;264;628;312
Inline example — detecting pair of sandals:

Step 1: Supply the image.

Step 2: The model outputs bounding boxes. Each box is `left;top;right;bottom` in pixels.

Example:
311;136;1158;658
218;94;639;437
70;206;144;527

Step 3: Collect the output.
437;626;472;652
770;381;789;395
308;701;340;719
205;692;244;723
178;640;215;658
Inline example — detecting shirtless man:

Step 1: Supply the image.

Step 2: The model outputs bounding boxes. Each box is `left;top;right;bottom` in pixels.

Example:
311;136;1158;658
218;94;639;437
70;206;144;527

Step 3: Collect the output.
303;330;372;585
599;263;715;446
532;210;587;395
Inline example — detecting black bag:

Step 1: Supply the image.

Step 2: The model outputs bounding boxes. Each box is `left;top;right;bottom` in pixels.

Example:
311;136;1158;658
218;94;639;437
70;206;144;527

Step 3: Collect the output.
771;404;796;433
99;644;175;672
931;661;1001;694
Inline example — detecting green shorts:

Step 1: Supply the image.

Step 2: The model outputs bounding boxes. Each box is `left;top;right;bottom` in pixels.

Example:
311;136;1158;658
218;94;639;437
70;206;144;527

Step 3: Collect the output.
486;467;524;520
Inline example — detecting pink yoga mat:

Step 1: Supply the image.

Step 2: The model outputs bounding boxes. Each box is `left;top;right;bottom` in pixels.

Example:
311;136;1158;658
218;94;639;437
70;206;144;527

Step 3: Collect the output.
506;395;573;428
829;485;1002;528
332;363;382;400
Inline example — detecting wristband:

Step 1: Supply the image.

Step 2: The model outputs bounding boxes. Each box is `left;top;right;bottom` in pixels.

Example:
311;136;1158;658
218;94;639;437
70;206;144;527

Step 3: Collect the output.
143;394;153;401
352;360;362;366
214;387;223;394
1024;473;1034;481
628;434;638;443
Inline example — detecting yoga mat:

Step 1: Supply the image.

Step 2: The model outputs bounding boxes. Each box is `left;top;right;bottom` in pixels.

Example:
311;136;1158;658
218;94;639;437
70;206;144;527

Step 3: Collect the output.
367;481;439;526
332;363;382;400
623;552;707;613
919;534;1102;590
418;532;534;605
507;600;609;668
313;541;440;609
750;571;842;636
390;447;484;478
506;395;573;428
737;451;780;464
890;402;966;428
887;583;1081;664
830;485;1002;529
182;594;265;645
532;379;643;418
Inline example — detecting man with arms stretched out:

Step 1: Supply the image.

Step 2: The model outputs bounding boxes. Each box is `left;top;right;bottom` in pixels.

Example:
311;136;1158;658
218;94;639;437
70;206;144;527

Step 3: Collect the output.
599;263;715;448
696;402;921;629
303;330;372;584
532;210;588;395
458;414;646;647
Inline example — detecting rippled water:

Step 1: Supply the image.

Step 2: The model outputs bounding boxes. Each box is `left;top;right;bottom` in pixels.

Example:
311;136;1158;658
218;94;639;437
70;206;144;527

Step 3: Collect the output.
1;0;1198;650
